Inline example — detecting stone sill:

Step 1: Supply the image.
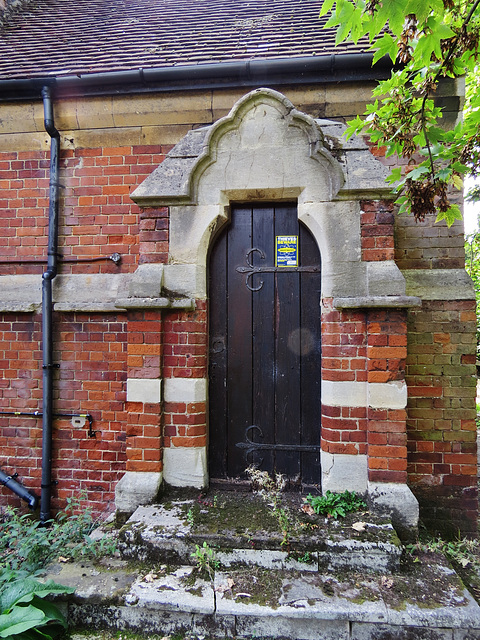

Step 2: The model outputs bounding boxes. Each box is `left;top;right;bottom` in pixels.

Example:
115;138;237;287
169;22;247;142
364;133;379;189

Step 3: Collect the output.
115;297;195;310
333;295;422;309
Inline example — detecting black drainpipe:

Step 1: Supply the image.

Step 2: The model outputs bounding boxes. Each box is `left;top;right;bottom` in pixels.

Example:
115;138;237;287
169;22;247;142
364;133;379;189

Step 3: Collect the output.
40;85;60;524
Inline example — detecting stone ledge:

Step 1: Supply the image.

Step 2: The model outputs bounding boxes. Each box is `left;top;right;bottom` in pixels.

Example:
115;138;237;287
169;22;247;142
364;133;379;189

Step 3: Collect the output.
333;295;422;309
0;302;40;313
54;302;120;312
114;297;195;310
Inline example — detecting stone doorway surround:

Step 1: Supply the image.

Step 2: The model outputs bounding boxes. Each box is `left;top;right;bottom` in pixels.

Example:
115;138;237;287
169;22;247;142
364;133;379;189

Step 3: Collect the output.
120;88;421;533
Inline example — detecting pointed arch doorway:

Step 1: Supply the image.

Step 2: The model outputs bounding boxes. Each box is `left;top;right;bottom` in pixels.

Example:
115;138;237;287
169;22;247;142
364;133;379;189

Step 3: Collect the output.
208;202;322;487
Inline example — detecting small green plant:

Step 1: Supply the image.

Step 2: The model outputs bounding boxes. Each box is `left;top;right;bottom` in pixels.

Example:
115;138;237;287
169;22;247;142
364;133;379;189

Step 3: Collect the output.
190;542;220;581
296;551;313;564
407;535;480;570
186;508;195;527
246;467;293;547
304;490;367;519
0;568;74;640
0;493;116;572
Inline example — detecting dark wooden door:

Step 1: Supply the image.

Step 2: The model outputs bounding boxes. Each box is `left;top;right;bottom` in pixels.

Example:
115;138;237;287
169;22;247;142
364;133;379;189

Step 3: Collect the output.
209;203;321;486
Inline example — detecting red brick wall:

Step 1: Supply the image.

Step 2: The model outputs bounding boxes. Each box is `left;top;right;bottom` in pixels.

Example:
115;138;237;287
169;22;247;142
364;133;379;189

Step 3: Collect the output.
163;302;208;450
0;143;169;515
367;310;408;484
406;299;478;535
0;311;128;516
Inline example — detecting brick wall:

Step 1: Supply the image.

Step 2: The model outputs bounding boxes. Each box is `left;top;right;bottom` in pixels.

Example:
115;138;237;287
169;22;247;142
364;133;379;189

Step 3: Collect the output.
0;311;128;515
406;299;478;534
0;143;168;515
162;302;208;451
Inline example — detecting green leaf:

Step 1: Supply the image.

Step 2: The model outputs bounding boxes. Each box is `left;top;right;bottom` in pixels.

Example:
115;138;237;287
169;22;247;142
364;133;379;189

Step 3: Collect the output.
407;165;430;181
372;33;397;64
30;597;67;627
0;605;45;637
0;578;73;615
319;0;336;18
435;204;462;226
387;167;402;185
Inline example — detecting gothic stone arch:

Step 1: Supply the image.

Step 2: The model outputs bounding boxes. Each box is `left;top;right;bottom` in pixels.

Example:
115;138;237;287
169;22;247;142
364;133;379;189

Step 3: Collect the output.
127;88;421;533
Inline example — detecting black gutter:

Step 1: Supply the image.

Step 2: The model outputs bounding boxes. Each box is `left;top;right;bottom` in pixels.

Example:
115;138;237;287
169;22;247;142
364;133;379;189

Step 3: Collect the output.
0;54;392;101
0;469;38;510
40;85;60;524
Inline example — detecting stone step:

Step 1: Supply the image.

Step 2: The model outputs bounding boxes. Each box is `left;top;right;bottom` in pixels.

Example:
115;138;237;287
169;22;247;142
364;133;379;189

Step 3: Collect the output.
46;552;480;640
117;493;403;574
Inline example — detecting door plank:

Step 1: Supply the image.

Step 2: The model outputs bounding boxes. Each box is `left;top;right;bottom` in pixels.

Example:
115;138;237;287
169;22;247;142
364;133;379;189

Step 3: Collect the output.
226;206;253;477
274;204;301;478
299;221;322;485
252;206;275;472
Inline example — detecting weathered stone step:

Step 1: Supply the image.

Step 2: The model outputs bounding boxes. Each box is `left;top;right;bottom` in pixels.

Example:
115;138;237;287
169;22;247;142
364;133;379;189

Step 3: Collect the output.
46;553;480;640
118;494;403;574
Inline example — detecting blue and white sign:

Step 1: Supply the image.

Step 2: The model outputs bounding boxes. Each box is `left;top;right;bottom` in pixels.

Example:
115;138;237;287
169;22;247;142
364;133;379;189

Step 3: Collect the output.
275;235;298;267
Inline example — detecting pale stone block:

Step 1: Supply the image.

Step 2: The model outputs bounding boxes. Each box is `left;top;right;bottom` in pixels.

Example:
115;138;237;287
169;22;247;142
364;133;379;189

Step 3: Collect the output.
71;127;143;149
163;263;207;299
322;380;408;410
53;274;129;305
112;93;211;127
163;378;207;403
141;124;192;146
76;96;115;130
403;268;475;301
368;381;407;410
321;451;368;494
368;482;419;539
128;264;164;298
0;131;49;152
169;204;223;265
0;275;42;304
115;471;163;515
0;102;37;134
53;99;80;131
367;261;406;297
163;446;207;489
321;380;367;408
126;379;162;404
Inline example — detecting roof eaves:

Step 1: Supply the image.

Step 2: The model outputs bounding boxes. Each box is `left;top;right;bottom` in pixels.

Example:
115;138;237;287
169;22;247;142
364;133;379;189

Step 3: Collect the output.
0;53;392;101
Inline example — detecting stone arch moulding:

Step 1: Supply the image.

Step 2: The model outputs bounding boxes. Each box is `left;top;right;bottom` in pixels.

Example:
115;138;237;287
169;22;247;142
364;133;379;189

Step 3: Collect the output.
128;87;420;532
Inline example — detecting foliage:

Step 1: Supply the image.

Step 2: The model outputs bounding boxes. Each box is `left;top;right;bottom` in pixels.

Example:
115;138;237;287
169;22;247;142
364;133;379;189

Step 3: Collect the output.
0;568;73;640
465;231;480;360
0;494;116;572
246;466;293;546
190;542;220;581
407;535;480;570
304;490;367;519
321;0;480;226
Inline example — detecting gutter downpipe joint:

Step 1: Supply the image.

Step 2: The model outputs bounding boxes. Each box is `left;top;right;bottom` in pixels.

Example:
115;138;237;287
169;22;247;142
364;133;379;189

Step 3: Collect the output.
40;85;60;524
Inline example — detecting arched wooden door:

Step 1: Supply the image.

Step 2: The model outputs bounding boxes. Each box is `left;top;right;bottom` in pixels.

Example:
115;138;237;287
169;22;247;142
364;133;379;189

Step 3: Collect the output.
208;203;322;486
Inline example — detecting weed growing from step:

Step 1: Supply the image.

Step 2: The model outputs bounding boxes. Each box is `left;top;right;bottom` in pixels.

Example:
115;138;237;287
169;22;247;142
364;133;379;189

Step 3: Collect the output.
246;466;294;547
304;490;367;519
190;541;220;581
0;493;116;572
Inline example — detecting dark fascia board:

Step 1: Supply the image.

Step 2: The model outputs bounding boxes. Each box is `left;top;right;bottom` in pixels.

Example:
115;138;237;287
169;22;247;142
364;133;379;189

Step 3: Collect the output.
0;53;392;101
